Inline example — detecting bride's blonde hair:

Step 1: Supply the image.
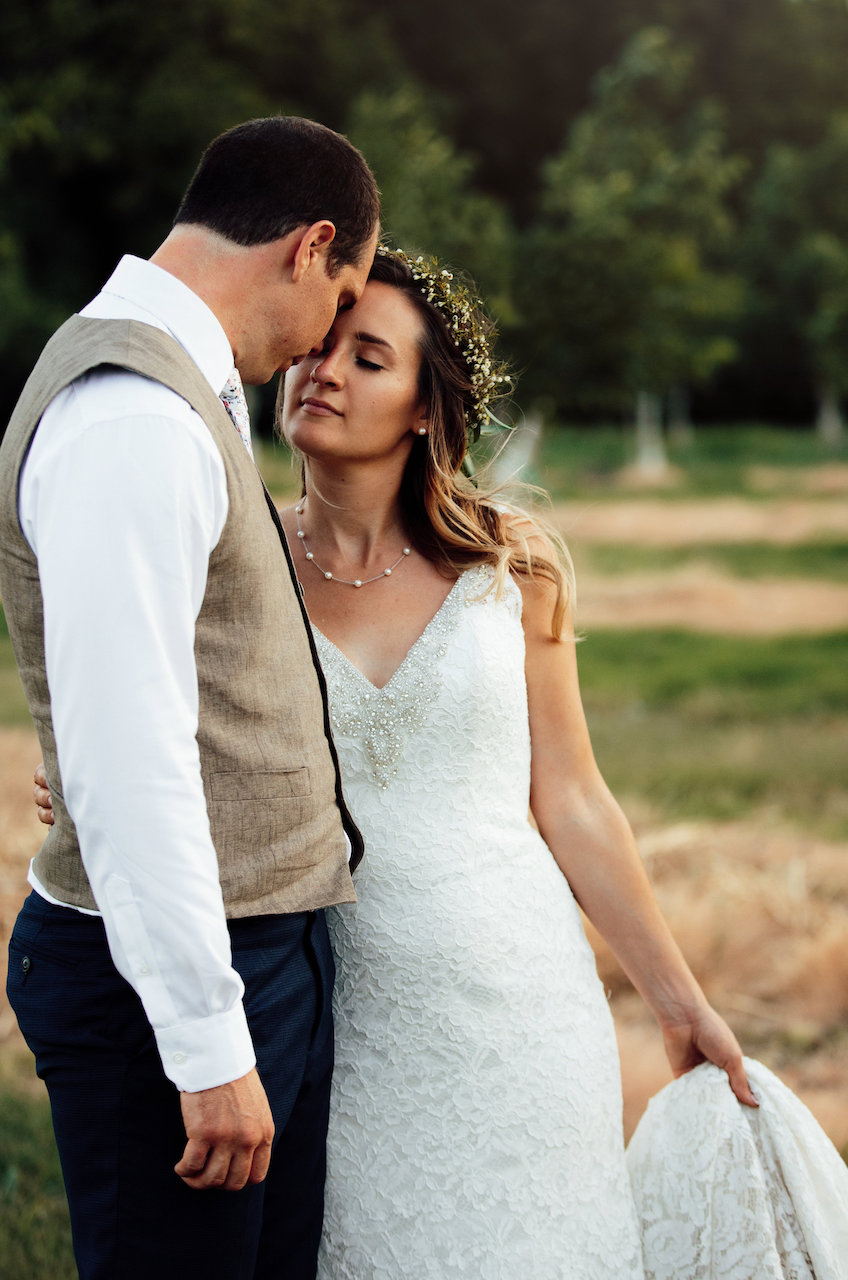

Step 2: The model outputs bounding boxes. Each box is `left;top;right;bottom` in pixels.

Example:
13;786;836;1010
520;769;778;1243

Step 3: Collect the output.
368;249;574;639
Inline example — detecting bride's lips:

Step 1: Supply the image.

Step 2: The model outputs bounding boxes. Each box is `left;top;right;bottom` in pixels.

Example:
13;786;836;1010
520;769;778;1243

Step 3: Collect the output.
300;397;341;416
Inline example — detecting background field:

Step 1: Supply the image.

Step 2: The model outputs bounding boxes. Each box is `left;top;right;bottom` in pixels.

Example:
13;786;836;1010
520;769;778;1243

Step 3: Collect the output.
1;426;846;1272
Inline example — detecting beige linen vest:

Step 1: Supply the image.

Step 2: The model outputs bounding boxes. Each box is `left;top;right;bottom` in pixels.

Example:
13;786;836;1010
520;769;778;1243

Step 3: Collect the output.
0;315;362;915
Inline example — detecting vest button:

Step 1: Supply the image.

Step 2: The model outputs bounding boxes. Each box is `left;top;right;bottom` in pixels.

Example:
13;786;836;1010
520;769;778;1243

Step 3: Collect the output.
21;956;32;973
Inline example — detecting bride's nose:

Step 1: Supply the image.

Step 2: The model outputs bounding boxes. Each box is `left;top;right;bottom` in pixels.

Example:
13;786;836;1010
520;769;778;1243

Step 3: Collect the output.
310;350;343;388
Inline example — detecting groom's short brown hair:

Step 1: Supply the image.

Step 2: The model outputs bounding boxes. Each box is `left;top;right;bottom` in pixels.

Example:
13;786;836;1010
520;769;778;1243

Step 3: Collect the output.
174;116;379;274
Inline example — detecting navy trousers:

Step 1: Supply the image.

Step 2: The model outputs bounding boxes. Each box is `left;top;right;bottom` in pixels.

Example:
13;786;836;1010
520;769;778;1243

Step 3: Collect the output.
6;891;335;1280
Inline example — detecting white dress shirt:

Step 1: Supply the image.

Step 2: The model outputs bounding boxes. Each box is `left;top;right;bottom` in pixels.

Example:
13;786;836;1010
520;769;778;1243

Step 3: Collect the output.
19;255;256;1092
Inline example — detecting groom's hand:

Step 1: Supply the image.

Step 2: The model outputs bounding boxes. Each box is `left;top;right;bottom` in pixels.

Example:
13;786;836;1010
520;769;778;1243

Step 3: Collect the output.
176;1067;274;1190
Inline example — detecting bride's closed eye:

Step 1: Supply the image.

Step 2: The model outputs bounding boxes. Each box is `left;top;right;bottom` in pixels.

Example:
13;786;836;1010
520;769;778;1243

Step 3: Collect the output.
355;355;384;371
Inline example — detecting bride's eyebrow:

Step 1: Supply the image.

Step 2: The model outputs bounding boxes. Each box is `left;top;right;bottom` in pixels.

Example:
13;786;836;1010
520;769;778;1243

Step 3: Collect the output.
354;331;395;354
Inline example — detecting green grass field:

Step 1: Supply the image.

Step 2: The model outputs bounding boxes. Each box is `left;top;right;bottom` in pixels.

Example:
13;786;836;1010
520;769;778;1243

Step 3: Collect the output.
578;629;848;717
578;628;848;838
0;1071;75;1276
574;540;848;581
527;424;848;497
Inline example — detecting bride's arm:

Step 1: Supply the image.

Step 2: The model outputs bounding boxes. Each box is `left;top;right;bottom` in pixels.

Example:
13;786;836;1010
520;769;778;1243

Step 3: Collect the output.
519;568;758;1108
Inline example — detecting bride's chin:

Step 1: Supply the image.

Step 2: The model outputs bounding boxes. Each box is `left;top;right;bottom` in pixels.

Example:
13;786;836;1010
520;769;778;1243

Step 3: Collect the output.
297;441;349;468
286;422;334;455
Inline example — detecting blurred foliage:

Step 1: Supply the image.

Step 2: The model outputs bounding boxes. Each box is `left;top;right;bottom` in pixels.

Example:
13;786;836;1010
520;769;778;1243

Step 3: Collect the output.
345;86;516;320
744;116;848;440
4;0;848;429
0;0;397;404
517;28;744;416
586;698;848;837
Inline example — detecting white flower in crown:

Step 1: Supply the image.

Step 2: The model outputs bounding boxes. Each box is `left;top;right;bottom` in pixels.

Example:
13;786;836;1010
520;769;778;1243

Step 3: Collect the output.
376;245;512;440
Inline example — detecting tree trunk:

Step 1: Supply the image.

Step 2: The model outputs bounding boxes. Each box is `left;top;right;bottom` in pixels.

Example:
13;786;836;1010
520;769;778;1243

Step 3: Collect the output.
815;384;844;449
634;390;668;476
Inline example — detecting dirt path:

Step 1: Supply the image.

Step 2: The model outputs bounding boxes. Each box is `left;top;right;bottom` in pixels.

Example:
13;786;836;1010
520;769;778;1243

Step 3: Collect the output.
574;568;848;634
546;495;848;632
556;496;848;546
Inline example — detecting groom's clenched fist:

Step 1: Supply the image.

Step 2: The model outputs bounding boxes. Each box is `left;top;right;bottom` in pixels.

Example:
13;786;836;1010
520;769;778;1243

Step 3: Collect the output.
176;1067;274;1190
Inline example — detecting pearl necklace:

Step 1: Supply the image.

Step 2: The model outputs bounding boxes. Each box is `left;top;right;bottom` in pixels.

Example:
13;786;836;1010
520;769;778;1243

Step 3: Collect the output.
294;501;412;588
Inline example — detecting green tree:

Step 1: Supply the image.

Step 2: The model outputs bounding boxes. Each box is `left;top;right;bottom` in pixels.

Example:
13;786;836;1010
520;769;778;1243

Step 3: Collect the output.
0;0;399;420
375;0;848;425
345;86;515;320
520;28;743;464
745;119;848;446
658;0;848;169
371;0;656;219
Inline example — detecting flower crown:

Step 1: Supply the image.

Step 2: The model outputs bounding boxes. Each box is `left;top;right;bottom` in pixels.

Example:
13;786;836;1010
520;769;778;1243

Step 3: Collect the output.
375;244;511;441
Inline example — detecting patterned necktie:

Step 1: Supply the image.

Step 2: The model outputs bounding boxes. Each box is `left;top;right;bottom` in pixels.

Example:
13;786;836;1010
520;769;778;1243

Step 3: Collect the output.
219;368;254;459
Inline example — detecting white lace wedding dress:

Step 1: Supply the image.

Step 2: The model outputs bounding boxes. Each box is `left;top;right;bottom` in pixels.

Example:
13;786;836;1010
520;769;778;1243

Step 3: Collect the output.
627;1058;848;1280
313;565;644;1279
312;563;848;1279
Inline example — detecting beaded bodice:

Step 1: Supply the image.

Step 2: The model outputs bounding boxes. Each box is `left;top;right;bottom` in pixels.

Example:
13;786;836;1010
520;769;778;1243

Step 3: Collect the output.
311;564;523;794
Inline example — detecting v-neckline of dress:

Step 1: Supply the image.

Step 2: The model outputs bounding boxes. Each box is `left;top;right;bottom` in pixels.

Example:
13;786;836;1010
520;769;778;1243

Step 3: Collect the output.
310;573;465;693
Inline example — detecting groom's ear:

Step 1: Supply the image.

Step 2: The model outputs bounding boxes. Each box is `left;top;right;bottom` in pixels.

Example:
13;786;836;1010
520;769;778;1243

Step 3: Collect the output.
290;222;337;283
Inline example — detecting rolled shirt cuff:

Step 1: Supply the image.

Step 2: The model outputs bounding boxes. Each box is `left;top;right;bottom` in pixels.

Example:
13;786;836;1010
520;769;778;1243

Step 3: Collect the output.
155;1002;256;1092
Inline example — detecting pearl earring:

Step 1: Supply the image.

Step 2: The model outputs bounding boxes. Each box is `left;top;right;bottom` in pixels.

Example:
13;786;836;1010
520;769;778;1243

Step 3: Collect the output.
417;427;427;435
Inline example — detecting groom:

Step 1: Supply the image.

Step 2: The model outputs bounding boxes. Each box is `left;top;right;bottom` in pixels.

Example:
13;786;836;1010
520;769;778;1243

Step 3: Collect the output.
0;117;377;1278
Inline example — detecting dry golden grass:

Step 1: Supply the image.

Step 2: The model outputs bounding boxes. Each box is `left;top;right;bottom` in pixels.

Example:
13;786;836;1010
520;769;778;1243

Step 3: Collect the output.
587;806;848;1148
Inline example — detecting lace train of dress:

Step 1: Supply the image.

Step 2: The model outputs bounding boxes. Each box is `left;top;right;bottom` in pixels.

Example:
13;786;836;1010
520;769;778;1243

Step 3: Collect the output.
313;566;644;1279
627;1058;848;1280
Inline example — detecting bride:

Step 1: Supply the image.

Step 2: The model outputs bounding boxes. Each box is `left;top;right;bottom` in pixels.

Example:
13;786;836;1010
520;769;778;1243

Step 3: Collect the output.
275;246;755;1278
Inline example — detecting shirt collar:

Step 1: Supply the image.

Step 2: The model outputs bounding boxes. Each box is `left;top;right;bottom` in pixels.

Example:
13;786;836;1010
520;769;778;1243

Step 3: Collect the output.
96;255;235;397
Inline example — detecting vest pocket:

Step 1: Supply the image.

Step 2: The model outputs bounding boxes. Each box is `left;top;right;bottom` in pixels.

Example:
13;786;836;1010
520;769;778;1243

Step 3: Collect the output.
208;768;312;801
